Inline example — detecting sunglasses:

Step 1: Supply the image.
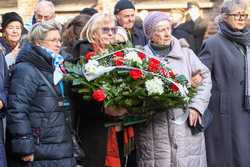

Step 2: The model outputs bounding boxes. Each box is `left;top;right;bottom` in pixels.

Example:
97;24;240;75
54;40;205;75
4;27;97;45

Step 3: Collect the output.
101;27;117;34
227;13;248;20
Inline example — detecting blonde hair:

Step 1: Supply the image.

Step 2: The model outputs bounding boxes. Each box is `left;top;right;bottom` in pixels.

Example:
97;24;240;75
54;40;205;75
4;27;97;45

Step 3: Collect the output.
29;20;61;44
80;13;116;43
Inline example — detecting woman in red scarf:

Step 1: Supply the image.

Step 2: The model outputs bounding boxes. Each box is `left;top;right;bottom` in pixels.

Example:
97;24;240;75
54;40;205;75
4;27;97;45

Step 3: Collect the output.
70;13;129;167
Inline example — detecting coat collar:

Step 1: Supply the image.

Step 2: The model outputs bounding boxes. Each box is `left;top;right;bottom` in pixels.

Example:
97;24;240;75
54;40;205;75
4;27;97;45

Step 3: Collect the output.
145;36;184;60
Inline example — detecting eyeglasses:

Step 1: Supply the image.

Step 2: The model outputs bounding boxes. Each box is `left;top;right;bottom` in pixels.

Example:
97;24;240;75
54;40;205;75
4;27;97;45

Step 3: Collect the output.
227;13;248;20
101;27;117;34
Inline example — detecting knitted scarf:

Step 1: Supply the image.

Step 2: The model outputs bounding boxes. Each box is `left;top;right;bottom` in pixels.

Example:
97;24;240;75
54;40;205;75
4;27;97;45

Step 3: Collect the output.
218;21;250;110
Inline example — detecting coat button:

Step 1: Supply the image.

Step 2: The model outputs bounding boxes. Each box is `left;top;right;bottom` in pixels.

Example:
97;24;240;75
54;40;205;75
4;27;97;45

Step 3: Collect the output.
240;80;244;85
173;144;178;149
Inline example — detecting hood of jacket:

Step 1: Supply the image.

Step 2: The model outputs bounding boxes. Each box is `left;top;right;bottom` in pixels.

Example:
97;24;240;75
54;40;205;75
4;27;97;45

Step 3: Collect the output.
16;42;54;72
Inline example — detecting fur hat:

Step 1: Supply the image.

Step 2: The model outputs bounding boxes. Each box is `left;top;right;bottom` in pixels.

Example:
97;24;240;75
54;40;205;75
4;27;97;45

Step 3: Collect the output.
1;12;23;31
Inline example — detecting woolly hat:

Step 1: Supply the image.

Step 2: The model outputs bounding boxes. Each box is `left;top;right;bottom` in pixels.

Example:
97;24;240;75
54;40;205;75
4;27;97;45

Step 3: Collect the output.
143;11;171;38
114;0;135;15
1;12;23;31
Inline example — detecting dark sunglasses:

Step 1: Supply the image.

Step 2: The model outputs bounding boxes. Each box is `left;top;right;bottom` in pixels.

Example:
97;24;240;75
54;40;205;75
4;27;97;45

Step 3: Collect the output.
226;13;248;20
101;27;117;34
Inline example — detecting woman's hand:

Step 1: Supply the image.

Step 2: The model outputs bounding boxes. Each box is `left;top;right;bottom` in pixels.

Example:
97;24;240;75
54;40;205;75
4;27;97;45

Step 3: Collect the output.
105;106;128;117
188;108;202;127
191;71;203;87
22;154;34;162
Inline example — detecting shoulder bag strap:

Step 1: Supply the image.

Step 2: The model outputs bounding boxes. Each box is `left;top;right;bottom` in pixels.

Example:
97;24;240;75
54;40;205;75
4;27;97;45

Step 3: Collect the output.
33;66;59;97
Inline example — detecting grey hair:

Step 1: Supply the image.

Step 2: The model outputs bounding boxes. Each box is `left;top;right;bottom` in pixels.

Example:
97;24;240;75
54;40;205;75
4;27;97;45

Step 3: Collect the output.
80;13;116;42
215;0;247;23
35;0;55;14
29;20;61;44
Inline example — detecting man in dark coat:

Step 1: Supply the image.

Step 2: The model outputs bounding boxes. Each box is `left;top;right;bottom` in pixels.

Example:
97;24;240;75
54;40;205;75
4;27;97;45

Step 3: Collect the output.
114;0;147;47
0;53;7;167
199;1;250;167
172;2;207;54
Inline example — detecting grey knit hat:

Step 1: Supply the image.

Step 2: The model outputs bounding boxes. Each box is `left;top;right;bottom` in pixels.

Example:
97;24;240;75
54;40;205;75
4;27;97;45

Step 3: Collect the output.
143;11;171;38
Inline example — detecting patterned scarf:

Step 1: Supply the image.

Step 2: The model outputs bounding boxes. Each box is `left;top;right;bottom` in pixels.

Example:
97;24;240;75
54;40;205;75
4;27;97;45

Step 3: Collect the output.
219;21;250;110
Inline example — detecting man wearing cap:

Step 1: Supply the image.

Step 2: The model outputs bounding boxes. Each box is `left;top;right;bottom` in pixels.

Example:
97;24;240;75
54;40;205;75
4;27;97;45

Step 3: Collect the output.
172;1;208;54
114;0;147;47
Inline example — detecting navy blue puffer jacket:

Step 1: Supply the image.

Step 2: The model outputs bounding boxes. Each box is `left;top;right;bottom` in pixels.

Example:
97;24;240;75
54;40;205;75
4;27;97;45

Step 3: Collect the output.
6;43;76;167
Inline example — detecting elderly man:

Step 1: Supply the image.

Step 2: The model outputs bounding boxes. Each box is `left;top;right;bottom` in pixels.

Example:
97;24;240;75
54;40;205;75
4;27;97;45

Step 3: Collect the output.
114;0;147;47
24;0;55;31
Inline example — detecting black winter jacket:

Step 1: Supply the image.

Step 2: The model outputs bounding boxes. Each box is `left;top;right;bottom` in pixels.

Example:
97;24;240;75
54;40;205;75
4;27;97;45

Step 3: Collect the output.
6;43;76;167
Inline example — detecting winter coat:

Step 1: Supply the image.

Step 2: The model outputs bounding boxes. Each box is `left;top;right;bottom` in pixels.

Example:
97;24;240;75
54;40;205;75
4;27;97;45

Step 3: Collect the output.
135;37;211;167
130;25;148;47
6;43;76;167
0;37;12;56
0;53;7;167
172;18;207;54
71;40;109;167
199;30;250;167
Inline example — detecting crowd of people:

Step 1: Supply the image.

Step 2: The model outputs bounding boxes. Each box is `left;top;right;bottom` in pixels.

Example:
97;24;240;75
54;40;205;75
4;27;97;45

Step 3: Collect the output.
0;0;249;167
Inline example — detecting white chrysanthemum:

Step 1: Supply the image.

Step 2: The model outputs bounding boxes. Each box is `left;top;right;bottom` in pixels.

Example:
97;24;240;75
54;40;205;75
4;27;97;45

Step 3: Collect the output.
85;60;100;74
145;77;164;95
124;51;142;64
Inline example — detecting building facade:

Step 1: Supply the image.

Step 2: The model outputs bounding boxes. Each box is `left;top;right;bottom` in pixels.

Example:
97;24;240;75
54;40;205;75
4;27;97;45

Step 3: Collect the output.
0;0;224;23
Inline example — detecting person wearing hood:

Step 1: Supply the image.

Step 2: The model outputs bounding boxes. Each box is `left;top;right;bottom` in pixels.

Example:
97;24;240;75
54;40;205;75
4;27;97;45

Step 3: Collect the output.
199;1;250;167
6;20;76;167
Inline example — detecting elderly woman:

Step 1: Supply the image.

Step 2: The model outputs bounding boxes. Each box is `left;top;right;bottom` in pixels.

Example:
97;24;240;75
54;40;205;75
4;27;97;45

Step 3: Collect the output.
199;1;250;167
135;12;211;167
0;12;23;68
6;21;76;167
71;13;129;167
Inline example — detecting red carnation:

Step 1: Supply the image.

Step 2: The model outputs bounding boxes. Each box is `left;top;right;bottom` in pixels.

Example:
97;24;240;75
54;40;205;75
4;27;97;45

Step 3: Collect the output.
129;69;143;80
113;51;124;57
92;89;106;102
148;58;160;72
138;52;146;60
171;83;179;93
113;51;125;66
85;51;96;62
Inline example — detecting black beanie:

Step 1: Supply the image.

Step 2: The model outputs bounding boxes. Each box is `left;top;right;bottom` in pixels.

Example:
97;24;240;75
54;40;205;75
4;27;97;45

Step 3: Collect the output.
80;8;98;16
114;0;135;15
1;12;23;30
